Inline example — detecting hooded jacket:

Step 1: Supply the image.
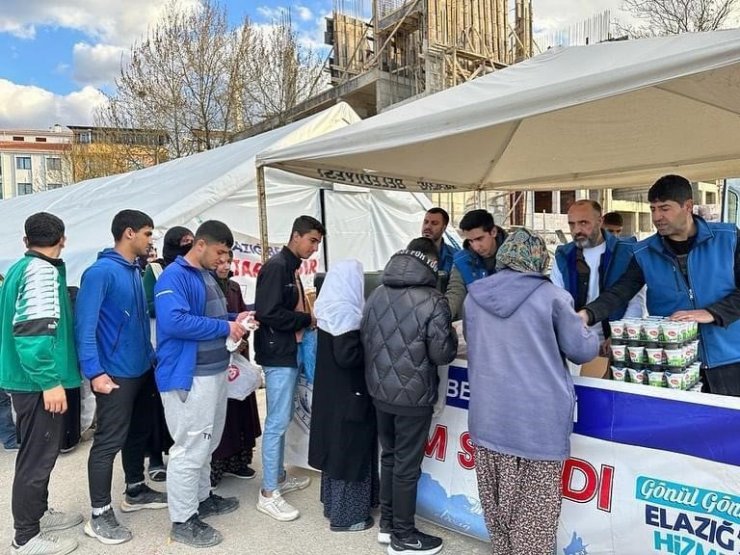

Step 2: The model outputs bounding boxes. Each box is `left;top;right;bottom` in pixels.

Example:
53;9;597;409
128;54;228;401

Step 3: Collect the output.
75;248;155;380
362;250;458;415
464;269;598;461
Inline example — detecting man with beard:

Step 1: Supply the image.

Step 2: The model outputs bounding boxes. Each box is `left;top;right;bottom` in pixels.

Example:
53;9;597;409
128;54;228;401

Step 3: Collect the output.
421;208;459;275
551;200;645;345
580;175;740;397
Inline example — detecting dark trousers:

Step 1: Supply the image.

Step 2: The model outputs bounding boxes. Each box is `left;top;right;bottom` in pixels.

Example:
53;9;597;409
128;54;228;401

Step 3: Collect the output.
88;370;156;508
376;408;433;537
11;392;64;545
704;362;740;396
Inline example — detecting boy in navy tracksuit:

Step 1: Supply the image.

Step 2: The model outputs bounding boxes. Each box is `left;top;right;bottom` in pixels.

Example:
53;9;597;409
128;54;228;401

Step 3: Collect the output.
75;210;166;546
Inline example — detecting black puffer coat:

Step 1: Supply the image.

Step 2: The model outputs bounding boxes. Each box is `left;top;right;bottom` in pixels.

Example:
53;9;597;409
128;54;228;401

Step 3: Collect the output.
362;250;458;414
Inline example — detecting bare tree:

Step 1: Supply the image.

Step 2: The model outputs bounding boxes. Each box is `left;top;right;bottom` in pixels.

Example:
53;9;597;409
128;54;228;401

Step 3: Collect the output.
98;1;327;160
618;0;738;36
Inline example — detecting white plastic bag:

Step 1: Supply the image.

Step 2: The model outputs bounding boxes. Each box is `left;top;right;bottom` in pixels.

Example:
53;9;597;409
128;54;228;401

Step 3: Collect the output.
226;353;262;401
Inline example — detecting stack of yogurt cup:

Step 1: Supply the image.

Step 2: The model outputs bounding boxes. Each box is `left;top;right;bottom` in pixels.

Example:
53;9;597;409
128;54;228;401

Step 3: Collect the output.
609;316;702;390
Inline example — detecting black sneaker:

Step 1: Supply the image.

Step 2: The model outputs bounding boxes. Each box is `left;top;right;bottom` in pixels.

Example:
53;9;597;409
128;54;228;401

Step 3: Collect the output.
84;508;133;545
120;483;168;512
148;465;167;482
223;465;256;480
170;514;223;548
388;530;443;555
198;492;239;519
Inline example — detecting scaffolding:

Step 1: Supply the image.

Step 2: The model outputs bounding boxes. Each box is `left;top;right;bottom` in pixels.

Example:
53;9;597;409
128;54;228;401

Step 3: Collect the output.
325;0;532;110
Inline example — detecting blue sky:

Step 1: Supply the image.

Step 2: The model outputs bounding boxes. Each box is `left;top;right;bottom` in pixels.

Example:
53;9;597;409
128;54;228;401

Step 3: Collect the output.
0;0;623;129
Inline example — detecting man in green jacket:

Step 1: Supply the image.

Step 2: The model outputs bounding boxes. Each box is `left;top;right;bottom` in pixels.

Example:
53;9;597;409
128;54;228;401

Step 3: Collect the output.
0;212;83;555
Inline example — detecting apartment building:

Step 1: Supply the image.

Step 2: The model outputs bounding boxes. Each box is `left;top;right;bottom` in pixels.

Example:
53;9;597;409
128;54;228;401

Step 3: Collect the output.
0;126;74;200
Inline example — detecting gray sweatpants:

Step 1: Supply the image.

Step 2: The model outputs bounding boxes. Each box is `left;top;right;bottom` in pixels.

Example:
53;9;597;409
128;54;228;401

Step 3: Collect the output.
162;373;228;523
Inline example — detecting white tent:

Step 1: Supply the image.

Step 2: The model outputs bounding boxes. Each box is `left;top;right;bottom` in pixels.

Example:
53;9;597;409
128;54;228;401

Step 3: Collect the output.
0;104;453;285
257;30;740;192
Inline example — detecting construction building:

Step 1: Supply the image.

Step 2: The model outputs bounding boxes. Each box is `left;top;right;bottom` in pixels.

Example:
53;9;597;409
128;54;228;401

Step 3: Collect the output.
244;0;532;135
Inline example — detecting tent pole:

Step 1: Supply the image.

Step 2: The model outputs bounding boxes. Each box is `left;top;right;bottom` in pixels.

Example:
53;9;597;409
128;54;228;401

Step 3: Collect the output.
256;165;270;263
319;188;329;271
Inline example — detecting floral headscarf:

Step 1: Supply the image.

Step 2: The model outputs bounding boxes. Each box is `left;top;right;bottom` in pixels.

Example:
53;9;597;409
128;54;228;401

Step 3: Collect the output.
495;227;550;274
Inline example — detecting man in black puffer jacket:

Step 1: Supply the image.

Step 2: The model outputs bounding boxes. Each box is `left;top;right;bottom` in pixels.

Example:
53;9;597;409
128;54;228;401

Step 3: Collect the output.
362;237;458;555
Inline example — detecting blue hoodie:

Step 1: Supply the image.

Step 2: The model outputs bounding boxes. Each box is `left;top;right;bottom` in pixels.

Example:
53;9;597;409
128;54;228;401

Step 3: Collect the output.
75;249;155;380
464;269;598;461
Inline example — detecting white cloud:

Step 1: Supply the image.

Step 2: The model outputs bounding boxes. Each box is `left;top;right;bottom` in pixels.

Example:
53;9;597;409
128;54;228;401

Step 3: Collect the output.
0;0;200;46
0;79;107;128
296;6;313;22
72;42;127;87
257;5;288;21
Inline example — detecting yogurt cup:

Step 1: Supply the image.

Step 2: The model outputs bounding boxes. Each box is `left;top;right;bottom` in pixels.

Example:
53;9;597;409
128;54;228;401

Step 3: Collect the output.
609;321;625;340
664;348;684;367
661;322;681;344
645;348;665;365
648;371;665;387
627;345;645;364
643;321;661;343
611;366;627;382
666;372;685;390
611;344;627;362
625;321;642;341
628;368;647;384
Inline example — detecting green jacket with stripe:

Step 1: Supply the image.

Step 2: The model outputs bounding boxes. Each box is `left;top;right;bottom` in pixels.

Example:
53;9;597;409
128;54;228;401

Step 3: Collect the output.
0;251;81;391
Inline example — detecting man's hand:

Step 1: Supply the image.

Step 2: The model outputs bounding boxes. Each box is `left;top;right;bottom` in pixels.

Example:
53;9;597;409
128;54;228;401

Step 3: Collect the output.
91;374;120;395
237;311;259;332
599;338;612;358
670;309;715;324
577;309;590;327
310;314;317;329
228;321;246;342
43;385;68;414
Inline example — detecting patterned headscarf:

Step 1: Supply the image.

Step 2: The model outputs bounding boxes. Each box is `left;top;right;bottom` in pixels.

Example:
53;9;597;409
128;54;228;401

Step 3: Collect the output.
495;227;550;274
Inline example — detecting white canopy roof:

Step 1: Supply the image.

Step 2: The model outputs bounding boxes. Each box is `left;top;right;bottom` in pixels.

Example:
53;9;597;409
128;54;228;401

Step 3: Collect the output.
0;104;448;284
257;30;740;192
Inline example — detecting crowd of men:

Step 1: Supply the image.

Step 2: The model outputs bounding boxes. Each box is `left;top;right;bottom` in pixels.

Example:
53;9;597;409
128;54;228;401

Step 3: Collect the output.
0;174;739;555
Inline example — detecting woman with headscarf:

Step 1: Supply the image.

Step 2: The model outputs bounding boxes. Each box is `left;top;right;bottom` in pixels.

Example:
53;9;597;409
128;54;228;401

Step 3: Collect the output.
308;259;377;532
143;226;194;317
141;226;194;481
210;250;262;486
464;228;599;555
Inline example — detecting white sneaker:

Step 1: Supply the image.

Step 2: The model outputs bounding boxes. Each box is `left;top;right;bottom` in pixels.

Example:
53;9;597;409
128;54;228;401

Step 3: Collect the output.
40;509;83;532
256;490;299;522
10;532;78;555
277;474;311;495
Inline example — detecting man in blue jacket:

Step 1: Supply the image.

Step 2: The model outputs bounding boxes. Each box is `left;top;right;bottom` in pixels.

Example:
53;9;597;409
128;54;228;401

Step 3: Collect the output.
421;207;459;275
155;220;247;548
581;175;740;396
445;209;507;320
552;200;645;346
75;210;166;546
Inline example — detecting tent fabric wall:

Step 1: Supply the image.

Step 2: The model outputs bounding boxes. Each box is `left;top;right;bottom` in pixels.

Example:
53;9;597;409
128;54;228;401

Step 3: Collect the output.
257;30;740;192
0;104;442;284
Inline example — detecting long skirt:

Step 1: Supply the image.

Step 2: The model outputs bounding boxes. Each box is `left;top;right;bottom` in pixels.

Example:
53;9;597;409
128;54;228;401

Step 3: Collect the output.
211;393;261;482
474;445;563;555
320;464;379;528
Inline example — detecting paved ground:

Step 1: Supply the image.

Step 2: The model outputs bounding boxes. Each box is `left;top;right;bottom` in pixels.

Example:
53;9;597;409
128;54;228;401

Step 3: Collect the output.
0;390;489;555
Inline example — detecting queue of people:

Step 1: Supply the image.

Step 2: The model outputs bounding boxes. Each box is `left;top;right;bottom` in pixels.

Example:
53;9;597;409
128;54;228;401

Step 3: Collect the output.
0;173;738;555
